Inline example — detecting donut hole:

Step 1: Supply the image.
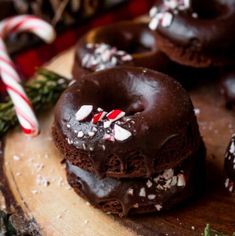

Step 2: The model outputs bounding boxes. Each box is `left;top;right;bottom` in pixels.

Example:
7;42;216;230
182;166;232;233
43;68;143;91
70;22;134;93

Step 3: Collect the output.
123;31;156;54
99;91;131;112
125;41;150;54
92;69;159;116
99;89;145;116
90;23;157;55
191;0;230;19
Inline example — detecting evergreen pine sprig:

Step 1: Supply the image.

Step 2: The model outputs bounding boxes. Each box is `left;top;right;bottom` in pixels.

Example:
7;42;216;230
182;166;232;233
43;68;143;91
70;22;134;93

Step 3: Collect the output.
204;224;235;236
0;68;70;137
0;211;16;235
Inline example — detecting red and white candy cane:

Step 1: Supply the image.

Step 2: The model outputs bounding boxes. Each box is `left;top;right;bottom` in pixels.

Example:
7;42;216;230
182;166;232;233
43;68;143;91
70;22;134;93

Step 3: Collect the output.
0;15;55;43
0;15;56;136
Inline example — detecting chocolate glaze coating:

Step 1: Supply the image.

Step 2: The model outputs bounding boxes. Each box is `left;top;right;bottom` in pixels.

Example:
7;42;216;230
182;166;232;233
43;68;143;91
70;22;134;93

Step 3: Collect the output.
224;135;235;193
53;67;202;178
72;21;170;78
153;0;235;67
66;143;205;216
220;71;235;110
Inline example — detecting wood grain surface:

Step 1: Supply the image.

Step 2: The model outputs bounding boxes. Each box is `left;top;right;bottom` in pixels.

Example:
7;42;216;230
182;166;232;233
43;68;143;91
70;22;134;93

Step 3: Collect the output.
3;47;235;236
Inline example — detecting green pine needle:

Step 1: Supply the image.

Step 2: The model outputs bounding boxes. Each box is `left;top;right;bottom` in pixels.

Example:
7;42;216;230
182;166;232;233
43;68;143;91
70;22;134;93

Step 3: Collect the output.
0;68;70;137
204;224;234;236
0;211;16;235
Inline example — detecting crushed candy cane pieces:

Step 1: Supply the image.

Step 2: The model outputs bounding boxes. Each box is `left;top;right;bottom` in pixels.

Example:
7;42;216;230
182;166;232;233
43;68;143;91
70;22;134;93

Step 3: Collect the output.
75;105;93;121
114;124;132;141
91;111;107;124
107;109;126;122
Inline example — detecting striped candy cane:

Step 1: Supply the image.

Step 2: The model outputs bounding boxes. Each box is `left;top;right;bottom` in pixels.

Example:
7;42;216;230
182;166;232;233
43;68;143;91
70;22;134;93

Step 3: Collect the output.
0;15;56;136
0;15;55;43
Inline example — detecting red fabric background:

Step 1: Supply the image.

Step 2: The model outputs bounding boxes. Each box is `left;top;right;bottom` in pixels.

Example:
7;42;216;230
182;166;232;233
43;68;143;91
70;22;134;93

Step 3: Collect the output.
0;0;155;92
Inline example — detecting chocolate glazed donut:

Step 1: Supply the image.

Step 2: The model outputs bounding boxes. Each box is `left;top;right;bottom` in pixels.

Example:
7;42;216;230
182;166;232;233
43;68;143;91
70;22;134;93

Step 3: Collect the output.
72;21;170;78
149;0;235;67
53;67;203;178
66;143;205;216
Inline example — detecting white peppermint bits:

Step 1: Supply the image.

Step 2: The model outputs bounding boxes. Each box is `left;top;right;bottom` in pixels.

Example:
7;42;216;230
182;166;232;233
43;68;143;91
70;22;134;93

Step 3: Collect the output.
81;43;132;71
224;135;235;193
171;176;178;186
155;204;162;211
161;12;173;27
133;203;139;208
194;108;200;115
149;0;191;30
230;140;235;154
146;180;153;188
139;187;146;197
225;178;234;192
163;169;174;180
114;124;132;142
103;133;115;142
103;120;112;128
177;173;186;187
148;194;156;200
88;131;95;137
127;188;134;195
75;105;93;121
77;131;84;138
74;107;133;143
66;106;133;151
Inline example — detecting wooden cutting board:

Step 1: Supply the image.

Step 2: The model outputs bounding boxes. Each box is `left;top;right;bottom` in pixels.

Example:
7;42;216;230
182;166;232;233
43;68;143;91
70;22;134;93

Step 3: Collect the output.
3;47;235;236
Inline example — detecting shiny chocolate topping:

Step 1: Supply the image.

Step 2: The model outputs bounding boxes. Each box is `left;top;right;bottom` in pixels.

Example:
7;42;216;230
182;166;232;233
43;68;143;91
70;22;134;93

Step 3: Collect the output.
54;67;200;177
66;142;205;216
72;21;170;78
151;0;235;65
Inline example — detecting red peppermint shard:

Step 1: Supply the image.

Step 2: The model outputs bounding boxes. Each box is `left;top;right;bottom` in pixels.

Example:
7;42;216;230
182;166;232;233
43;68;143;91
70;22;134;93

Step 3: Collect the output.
91;111;107;124
75;105;93;121
107;109;125;122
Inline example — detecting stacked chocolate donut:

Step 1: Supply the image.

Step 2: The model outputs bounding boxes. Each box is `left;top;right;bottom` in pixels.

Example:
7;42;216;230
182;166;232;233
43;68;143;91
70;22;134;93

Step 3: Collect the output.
51;1;219;216
52;67;205;216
